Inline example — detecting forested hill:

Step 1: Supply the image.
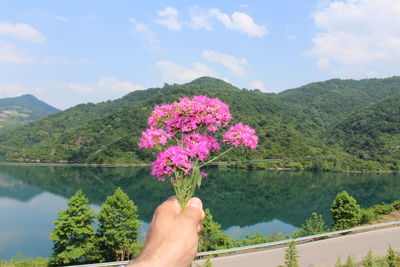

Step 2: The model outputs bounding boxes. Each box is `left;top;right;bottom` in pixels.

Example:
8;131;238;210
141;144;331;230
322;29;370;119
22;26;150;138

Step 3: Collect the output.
0;94;60;132
276;77;400;127
330;92;400;164
0;76;399;171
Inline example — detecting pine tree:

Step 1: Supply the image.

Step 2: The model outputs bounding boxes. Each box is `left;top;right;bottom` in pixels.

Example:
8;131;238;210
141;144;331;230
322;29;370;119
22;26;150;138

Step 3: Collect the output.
331;191;362;230
387;245;400;267
284;241;299;267
49;189;98;266
345;255;355;267
97;188;141;261
199;209;234;252
336;255;355;267
361;250;375;267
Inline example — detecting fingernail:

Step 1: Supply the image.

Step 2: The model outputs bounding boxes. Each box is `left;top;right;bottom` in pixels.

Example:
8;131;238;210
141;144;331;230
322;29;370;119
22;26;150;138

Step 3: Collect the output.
187;197;203;210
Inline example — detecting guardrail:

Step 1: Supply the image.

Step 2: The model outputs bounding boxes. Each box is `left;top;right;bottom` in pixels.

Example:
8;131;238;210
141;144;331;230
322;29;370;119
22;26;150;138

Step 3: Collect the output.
66;220;400;266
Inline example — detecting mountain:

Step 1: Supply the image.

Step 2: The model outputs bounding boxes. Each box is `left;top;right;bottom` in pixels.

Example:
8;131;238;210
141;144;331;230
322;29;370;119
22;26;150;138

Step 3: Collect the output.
276;77;400;127
0;77;332;164
0;94;60;132
0;76;399;171
330;92;400;165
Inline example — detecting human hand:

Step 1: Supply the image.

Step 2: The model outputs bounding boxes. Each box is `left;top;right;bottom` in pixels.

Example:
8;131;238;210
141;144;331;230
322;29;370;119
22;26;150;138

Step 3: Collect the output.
130;196;205;267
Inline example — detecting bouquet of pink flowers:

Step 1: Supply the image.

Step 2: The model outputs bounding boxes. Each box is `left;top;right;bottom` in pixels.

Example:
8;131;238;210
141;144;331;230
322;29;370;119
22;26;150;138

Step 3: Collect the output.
139;96;258;208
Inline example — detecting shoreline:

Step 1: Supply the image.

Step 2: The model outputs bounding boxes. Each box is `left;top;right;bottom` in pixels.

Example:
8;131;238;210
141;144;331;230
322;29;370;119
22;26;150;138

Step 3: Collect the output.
0;161;150;168
0;159;395;173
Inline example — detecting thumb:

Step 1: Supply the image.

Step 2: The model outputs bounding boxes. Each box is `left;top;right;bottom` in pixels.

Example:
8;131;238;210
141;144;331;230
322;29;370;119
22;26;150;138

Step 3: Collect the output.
182;197;205;223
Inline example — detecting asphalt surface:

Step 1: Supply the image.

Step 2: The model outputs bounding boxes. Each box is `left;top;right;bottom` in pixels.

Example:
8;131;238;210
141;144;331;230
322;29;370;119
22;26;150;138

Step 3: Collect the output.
194;226;400;267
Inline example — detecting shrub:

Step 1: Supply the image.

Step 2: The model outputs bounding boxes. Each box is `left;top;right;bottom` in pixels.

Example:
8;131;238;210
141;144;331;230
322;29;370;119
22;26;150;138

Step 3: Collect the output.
292;212;328;238
372;203;395;215
387;245;400;267
199;209;235;251
392;200;400;210
331;191;362;230
359;209;378;224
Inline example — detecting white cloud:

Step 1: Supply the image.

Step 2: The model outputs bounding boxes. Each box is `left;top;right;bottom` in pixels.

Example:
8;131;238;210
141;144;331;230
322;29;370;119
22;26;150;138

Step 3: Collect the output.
189;6;214;31
209;9;267;37
0;40;32;63
0;22;45;42
64;77;144;94
157;6;179;17
308;0;400;77
129;19;158;50
0;83;44;98
249;80;267;91
45;77;144;108
155;7;182;31
98;77;144;92
188;7;267;37
65;82;92;93
202;50;248;77
155;60;218;84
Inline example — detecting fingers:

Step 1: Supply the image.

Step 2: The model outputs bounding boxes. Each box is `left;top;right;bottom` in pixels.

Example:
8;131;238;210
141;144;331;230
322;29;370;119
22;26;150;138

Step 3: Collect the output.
151;196;180;225
154;196;205;234
156;196;180;214
182;197;205;223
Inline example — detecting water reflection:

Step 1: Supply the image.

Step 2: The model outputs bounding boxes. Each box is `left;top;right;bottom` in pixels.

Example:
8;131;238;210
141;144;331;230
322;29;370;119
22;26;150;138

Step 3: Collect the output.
1;165;400;259
0;191;67;260
225;220;297;239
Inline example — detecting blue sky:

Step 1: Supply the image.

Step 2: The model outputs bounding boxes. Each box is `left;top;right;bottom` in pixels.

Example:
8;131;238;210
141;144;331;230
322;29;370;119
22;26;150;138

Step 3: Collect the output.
1;0;400;109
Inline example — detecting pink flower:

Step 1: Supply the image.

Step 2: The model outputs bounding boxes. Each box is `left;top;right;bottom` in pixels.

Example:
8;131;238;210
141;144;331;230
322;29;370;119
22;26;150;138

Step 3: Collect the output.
183;133;220;161
147;96;232;133
223;123;258;150
151;146;192;181
148;104;175;129
138;128;172;148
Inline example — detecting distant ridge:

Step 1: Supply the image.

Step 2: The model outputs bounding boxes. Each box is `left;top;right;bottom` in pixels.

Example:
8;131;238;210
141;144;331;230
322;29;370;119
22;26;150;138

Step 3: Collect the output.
0;94;60;132
0;76;399;171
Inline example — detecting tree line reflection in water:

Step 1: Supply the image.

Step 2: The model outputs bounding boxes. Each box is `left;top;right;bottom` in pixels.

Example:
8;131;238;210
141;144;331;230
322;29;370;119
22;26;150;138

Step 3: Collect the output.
1;165;400;228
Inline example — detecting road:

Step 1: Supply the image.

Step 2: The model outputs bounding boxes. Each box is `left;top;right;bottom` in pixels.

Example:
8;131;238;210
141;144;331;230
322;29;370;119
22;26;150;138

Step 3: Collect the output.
194;226;400;267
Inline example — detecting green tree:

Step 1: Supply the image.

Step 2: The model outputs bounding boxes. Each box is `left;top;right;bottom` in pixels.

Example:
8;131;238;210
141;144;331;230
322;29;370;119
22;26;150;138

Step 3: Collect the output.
335;257;343;267
331;191;362;230
284;241;299;267
345;255;355;267
387;245;400;267
293;212;327;237
199;209;234;252
49;189;98;266
97;188;141;261
362;250;375;267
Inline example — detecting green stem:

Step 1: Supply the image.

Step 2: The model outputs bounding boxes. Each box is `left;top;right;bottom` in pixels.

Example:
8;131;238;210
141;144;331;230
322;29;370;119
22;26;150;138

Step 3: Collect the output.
200;147;233;168
173;162;202;209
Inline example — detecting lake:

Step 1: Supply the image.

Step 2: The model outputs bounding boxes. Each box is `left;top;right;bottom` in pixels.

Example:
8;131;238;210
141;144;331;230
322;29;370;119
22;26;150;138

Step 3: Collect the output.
0;164;400;260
